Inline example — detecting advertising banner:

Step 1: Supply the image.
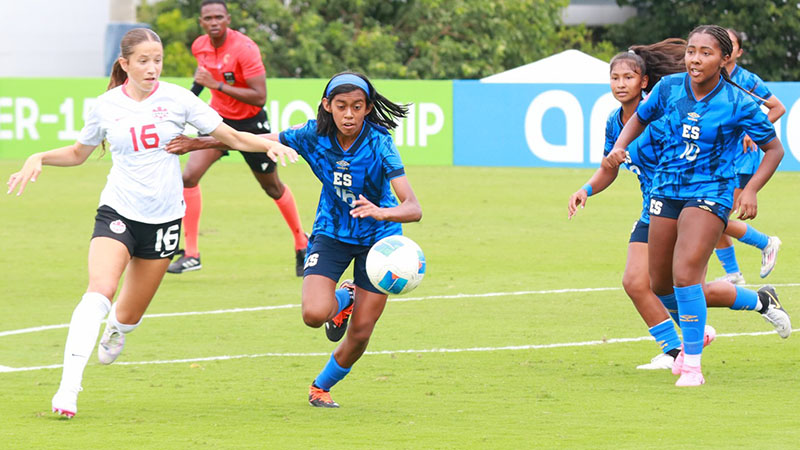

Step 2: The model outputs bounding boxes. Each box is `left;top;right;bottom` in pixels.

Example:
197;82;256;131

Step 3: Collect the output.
453;80;800;171
0;78;453;166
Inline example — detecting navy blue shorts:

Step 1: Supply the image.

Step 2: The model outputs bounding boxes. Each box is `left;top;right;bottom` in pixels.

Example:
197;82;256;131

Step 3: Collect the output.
649;197;730;227
303;234;383;294
737;173;753;190
92;206;182;259
629;219;649;243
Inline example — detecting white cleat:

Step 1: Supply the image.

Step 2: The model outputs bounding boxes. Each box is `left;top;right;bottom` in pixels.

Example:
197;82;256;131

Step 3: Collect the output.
759;286;791;339
97;325;125;365
52;387;81;418
760;237;781;278
636;352;675;370
714;271;745;286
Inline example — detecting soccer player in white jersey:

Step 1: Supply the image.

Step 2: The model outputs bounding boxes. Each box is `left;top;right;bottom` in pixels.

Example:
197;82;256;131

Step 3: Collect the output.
6;28;297;418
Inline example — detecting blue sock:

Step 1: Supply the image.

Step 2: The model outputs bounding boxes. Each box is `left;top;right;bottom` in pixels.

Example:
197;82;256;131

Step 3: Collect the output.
334;288;353;315
657;293;680;324
313;353;351;391
648;319;682;353
739;224;769;249
674;284;707;355
715;246;740;274
731;286;759;310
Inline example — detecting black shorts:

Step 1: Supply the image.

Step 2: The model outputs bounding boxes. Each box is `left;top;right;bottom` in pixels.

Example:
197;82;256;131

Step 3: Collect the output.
649;197;731;227
202;109;276;174
629;219;649;244
303;234;383;294
737;173;753;190
92;206;182;259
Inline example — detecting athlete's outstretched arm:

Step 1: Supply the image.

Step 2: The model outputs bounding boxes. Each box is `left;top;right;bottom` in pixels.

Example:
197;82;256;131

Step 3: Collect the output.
567;163;620;219
350;176;422;223
207;123;296;165
735;137;784;220
165;133;278;155
605;114;646;169
7;142;96;196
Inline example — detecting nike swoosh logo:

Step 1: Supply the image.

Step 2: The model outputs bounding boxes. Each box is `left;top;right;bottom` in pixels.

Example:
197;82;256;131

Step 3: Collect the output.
160;251;174;258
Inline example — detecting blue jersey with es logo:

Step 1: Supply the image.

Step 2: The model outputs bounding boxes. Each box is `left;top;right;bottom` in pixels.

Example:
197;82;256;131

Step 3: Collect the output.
604;105;663;224
280;120;405;246
636;73;776;208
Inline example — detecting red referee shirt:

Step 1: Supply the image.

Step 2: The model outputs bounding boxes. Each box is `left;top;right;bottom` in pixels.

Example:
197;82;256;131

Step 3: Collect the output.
191;29;265;120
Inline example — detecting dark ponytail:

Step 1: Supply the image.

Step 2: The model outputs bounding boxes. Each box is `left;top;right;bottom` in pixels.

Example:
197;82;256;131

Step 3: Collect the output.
628;38;687;92
106;28;162;91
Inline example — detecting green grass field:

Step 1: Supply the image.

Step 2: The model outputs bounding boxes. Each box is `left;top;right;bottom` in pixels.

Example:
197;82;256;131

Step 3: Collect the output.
1;158;798;449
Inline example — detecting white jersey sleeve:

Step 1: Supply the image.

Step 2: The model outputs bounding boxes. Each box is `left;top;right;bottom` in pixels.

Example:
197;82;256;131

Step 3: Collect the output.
77;96;106;147
180;89;223;135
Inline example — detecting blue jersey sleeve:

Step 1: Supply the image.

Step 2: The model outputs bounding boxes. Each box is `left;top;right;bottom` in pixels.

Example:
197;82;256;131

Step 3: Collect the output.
279;121;317;160
380;138;405;180
748;73;772;105
604;110;619;156
736;94;777;147
636;81;666;125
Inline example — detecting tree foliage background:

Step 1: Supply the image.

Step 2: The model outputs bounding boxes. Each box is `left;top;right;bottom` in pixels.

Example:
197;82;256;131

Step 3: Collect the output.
138;0;615;79
602;0;800;81
139;0;800;81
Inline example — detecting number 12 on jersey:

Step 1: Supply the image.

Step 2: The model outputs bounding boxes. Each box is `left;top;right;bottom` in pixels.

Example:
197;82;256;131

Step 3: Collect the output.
129;124;160;151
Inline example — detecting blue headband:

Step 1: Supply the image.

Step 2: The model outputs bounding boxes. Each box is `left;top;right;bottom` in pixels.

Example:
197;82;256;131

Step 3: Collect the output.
325;74;370;98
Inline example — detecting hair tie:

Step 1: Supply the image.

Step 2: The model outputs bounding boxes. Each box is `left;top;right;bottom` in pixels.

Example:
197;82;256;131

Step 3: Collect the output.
325;74;370;98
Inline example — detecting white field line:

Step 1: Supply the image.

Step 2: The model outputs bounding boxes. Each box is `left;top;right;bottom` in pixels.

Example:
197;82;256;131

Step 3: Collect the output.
0;328;795;374
3;283;799;338
0;287;623;338
1;284;799;373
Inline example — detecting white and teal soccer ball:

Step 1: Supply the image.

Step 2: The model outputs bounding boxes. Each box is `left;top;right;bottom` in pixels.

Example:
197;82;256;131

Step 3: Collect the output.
366;235;426;295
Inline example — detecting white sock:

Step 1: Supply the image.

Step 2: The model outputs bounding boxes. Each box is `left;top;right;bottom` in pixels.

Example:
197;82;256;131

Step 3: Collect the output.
59;292;111;391
683;353;702;367
107;302;142;334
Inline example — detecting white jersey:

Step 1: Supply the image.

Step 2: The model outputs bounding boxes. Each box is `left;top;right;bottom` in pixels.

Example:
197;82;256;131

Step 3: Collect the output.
78;81;222;223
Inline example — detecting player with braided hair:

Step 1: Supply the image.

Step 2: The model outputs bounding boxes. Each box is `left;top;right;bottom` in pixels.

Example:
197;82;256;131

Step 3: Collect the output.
605;25;790;386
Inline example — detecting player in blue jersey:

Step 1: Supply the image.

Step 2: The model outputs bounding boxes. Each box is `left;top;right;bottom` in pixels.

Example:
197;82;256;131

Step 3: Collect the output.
712;28;786;285
167;72;422;407
571;40;789;371
570;40;698;370
605;25;790;387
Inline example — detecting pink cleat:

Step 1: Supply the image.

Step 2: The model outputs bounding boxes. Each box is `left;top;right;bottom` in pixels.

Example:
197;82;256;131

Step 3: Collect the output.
675;364;705;387
51;387;81;418
672;325;716;376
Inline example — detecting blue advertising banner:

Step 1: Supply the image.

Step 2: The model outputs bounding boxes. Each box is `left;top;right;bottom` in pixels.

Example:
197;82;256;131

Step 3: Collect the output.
453;80;800;171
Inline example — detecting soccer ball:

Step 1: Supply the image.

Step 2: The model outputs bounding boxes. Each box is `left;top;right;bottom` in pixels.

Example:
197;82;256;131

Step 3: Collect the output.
366;235;426;295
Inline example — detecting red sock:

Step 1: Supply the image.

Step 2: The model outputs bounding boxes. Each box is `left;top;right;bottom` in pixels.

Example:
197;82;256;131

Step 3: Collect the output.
182;185;202;258
274;184;308;250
